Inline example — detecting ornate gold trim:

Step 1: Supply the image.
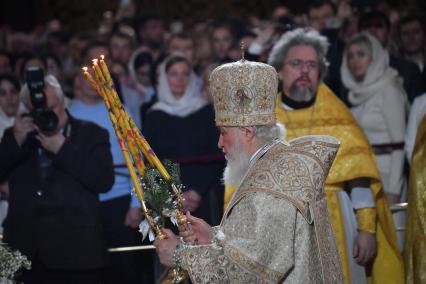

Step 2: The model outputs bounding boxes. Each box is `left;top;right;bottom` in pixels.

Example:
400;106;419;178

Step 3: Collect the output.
224;243;284;282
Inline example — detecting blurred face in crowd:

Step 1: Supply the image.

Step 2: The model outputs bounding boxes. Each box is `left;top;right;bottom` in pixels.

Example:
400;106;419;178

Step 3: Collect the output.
340;15;359;44
271;6;291;21
347;43;372;82
69;36;90;64
74;73;99;102
166;61;191;99
194;34;213;63
227;46;242;61
136;64;152;87
0;79;20;117
139;20;165;48
279;45;320;102
111;62;128;85
85;46;109;64
39;84;67;130
24;58;46;76
200;64;216;103
110;35;133;65
0;55;12;74
212;27;233;60
360;20;389;47
45;56;62;80
308;3;335;32
399;20;424;54
168;37;195;62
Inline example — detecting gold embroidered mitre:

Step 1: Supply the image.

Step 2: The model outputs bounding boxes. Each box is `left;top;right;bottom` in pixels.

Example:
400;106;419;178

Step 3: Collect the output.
209;59;278;126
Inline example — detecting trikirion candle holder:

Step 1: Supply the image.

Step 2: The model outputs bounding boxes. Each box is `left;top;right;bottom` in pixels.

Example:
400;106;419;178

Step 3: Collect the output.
82;56;189;283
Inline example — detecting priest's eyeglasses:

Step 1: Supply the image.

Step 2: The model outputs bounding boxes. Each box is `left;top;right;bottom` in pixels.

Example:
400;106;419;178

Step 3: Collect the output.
285;59;319;71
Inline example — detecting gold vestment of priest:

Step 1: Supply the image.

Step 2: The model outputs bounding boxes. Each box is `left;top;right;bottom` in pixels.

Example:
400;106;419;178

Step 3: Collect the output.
180;136;344;283
405;113;426;284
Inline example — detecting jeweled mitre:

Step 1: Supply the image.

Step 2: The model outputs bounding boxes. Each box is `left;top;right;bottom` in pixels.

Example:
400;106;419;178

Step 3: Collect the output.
209;59;278;126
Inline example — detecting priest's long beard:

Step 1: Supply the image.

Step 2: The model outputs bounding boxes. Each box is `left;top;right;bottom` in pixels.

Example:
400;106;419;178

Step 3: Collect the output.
223;140;251;186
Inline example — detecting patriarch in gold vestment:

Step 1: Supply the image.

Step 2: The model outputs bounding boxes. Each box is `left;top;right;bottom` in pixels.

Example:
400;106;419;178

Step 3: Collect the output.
218;27;405;284
155;58;344;283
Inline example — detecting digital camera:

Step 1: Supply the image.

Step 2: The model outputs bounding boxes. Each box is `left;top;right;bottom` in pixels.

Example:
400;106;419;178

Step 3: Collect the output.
25;67;58;133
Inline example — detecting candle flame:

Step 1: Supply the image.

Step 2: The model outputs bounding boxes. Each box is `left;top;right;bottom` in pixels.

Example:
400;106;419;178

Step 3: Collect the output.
100;54;105;60
92;59;98;65
82;67;88;72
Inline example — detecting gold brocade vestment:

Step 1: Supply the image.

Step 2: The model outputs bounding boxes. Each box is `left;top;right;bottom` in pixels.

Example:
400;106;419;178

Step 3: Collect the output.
404;113;426;284
275;84;404;284
182;137;343;283
225;84;404;283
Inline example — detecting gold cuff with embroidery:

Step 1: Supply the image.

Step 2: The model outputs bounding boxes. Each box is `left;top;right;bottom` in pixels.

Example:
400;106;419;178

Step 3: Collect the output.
356;208;377;233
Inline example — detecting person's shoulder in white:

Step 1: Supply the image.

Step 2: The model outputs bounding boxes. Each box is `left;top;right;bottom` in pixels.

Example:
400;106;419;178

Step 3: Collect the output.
405;92;426;163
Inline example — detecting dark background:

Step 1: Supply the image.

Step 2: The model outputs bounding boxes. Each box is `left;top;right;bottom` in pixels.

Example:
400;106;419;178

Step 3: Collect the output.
1;0;424;32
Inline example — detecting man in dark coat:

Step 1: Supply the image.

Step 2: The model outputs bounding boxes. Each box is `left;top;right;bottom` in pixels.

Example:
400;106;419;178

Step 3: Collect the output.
0;74;114;284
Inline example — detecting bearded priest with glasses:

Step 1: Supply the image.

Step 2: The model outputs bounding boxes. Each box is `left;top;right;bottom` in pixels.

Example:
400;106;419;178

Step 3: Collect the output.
264;28;404;284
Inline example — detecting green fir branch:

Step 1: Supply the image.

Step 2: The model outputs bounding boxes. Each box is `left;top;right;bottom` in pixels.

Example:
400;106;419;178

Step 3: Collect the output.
142;160;182;227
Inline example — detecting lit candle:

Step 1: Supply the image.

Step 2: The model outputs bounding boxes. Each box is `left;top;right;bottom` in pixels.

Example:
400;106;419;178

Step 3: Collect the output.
82;62;149;212
92;59;106;83
99;54;113;84
99;55;124;107
82;67;99;92
93;59;121;120
82;57;185;236
91;58;170;180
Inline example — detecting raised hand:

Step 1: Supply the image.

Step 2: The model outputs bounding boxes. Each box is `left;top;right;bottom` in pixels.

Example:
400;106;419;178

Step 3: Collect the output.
13;114;35;147
35;129;66;154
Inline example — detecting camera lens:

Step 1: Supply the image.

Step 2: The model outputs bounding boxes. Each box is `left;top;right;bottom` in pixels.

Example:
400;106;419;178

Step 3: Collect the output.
33;109;59;133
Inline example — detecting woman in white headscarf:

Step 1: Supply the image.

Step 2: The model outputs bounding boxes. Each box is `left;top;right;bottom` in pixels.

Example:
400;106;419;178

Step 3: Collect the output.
149;54;206;117
144;54;224;223
341;32;407;206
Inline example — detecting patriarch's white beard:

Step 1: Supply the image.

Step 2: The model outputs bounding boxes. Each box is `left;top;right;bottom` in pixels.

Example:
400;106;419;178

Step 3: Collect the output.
223;140;250;186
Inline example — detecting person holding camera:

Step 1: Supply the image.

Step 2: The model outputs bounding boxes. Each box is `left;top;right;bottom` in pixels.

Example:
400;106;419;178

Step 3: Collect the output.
0;71;115;284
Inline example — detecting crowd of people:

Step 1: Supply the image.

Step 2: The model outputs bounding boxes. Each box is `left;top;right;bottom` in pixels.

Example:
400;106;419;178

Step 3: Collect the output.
0;0;425;283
